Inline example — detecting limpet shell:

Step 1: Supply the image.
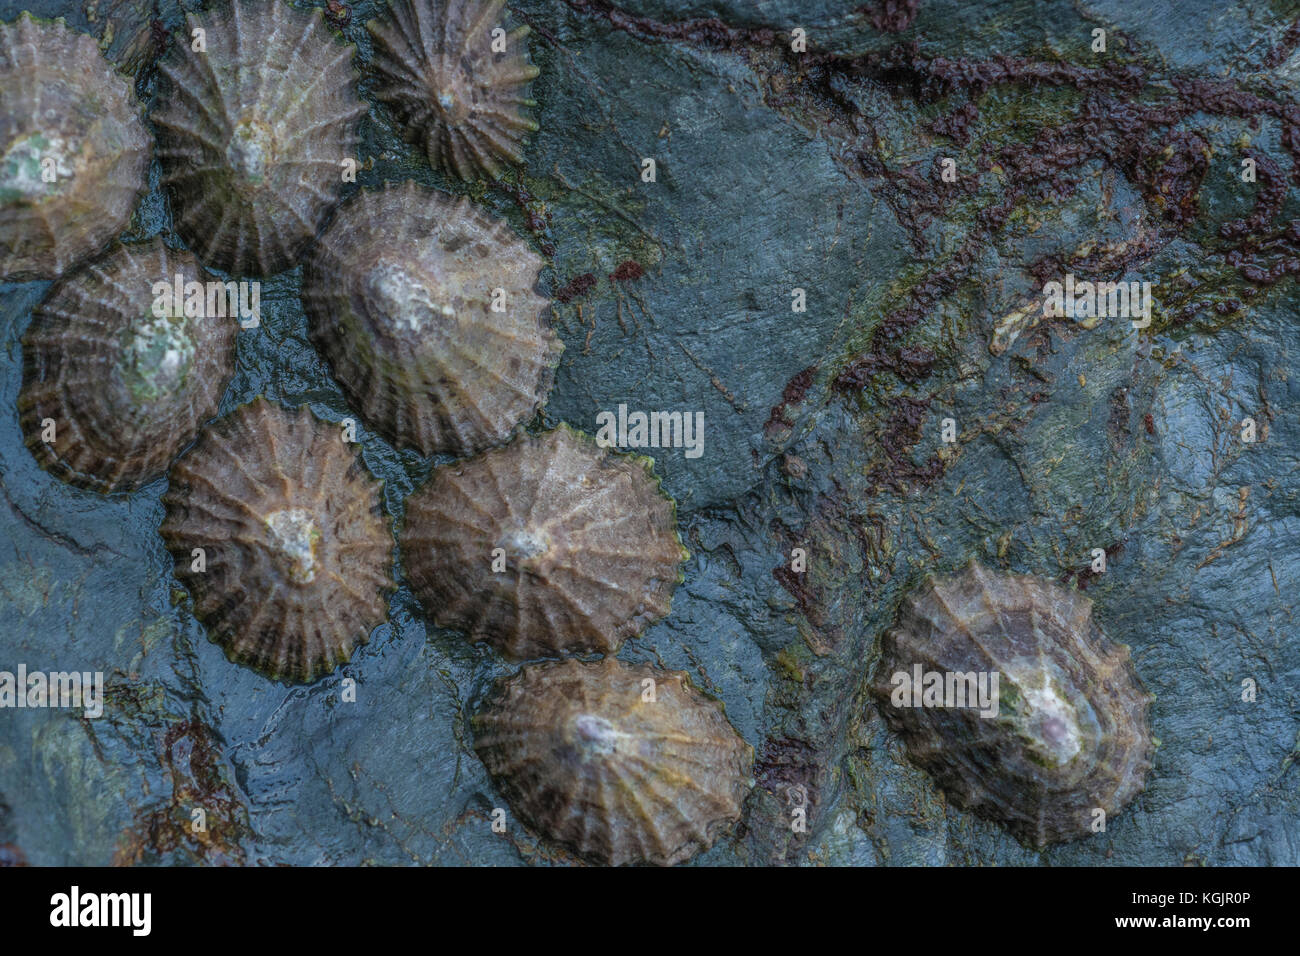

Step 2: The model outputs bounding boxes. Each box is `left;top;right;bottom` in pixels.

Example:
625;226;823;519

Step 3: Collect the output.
301;181;561;457
19;239;237;493
152;0;365;276
0;14;150;280
400;425;688;657
871;561;1154;847
160;399;395;683
367;0;540;180
474;656;753;865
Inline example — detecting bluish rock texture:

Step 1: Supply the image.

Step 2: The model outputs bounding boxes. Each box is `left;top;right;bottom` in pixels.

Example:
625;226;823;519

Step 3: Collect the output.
1;0;1297;865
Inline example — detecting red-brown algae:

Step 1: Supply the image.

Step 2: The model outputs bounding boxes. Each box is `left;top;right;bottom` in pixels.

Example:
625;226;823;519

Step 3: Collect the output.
871;561;1154;848
19;239;237;493
160;399;395;684
0;14;150;281
0;844;27;866
367;0;540;180
474;656;753;865
152;0;365;276
301;181;561;457
400;425;687;658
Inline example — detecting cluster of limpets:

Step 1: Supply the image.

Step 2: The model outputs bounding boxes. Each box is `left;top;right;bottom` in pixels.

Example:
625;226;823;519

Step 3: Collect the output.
6;0;752;866
5;0;1154;862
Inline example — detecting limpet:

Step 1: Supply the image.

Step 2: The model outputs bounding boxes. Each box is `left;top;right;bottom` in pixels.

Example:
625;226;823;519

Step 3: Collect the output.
160;399;395;683
474;656;753;865
301;181;560;457
368;0;540;180
871;561;1154;847
400;425;687;657
152;0;365;276
0;14;150;280
19;239;236;493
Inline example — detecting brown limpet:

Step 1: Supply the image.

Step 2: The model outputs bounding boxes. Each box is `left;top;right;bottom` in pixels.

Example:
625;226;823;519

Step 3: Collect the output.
367;0;540;180
19;239;237;493
301;181;561;457
0;14;150;281
871;561;1155;847
152;0;365;276
160;399;395;683
474;656;753;865
401;425;688;658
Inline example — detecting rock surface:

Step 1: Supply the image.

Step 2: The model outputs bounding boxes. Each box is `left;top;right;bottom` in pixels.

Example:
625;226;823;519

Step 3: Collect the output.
0;0;1297;865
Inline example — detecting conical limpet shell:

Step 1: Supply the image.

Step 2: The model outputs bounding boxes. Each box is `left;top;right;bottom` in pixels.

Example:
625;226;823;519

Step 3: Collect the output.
401;425;687;657
474;657;753;865
0;14;150;281
368;0;540;180
19;239;237;493
301;181;561;457
152;0;365;276
871;561;1154;848
160;399;395;684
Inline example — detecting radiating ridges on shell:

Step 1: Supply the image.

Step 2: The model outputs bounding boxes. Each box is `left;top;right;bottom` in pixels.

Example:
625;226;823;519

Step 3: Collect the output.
19;239;237;493
401;425;688;657
152;0;365;276
301;181;561;457
0;13;150;280
474;656;753;865
160;398;395;683
871;560;1154;847
367;0;540;180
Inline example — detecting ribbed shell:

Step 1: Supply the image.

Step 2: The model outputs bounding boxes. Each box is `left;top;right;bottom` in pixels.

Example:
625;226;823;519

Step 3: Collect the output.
474;657;753;865
0;14;149;280
871;561;1154;847
160;399;395;684
152;0;365;276
18;239;237;493
301;181;561;456
401;426;687;657
367;0;540;180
